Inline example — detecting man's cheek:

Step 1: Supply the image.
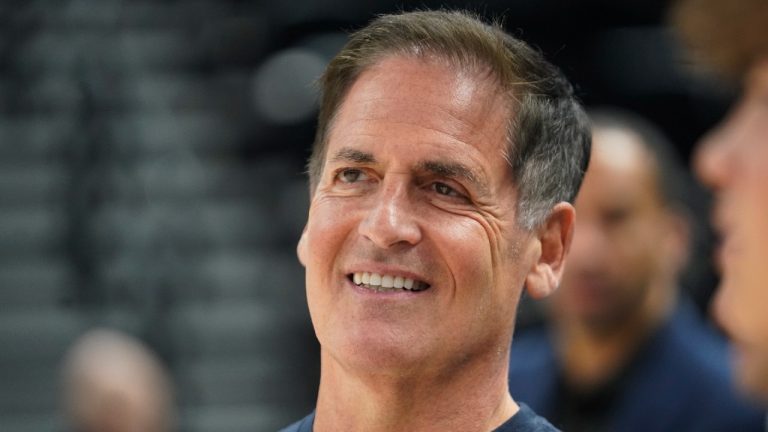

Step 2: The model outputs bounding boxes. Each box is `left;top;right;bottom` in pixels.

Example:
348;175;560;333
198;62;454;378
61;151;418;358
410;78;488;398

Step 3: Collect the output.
743;202;768;320
440;218;494;274
445;220;496;291
307;205;348;252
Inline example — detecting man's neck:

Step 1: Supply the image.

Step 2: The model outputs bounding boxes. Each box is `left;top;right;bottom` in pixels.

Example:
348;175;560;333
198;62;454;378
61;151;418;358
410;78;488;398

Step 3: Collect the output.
313;350;518;432
555;284;677;391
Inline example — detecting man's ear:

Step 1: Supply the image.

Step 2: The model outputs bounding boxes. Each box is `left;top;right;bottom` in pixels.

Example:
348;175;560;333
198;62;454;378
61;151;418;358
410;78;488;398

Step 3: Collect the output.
297;225;308;267
297;184;316;268
524;202;576;300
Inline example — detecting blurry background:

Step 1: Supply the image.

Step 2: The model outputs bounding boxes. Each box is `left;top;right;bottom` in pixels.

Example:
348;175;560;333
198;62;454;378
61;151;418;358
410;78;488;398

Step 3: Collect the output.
0;0;733;431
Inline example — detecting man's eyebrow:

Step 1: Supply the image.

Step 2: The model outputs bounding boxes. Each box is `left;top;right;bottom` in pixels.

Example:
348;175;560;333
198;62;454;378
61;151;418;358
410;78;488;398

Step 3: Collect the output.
329;148;376;164
419;160;489;194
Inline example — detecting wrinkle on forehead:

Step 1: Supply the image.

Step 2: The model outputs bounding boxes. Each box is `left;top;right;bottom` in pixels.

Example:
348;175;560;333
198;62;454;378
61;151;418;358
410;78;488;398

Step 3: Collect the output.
334;56;510;146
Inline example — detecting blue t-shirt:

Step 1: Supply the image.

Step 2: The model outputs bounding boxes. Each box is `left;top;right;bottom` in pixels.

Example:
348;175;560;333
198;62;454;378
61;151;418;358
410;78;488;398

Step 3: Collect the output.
508;299;765;431
279;403;559;432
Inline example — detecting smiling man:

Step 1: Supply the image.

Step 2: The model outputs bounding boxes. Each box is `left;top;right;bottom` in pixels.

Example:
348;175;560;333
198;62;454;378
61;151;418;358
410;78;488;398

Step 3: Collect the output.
281;10;590;432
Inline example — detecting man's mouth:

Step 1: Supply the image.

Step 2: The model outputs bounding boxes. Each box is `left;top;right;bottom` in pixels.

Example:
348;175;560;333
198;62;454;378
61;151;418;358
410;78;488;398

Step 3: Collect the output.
348;272;430;293
711;202;733;272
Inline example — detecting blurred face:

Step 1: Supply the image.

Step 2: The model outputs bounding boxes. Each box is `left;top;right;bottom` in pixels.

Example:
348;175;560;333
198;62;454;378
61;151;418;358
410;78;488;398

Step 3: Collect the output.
298;56;541;374
556;129;675;329
696;60;768;400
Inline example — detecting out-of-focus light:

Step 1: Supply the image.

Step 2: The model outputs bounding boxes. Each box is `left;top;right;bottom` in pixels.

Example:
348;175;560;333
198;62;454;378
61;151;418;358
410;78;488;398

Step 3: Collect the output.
252;48;326;125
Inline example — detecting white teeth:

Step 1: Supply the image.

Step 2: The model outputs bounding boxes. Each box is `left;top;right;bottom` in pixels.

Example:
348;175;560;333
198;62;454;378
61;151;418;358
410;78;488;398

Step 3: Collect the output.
351;272;426;292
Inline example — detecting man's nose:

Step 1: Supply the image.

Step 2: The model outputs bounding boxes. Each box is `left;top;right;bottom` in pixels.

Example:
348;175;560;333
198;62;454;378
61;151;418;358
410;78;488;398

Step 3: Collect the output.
694;120;737;190
358;180;422;249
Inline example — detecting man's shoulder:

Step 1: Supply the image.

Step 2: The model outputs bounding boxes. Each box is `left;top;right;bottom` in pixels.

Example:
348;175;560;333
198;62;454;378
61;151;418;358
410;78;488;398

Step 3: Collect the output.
615;301;765;431
278;412;315;432
494;403;560;432
277;406;559;432
652;300;735;384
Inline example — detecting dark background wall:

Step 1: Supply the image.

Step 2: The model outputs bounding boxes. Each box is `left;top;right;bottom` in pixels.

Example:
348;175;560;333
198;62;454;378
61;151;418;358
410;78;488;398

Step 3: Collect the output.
0;1;730;431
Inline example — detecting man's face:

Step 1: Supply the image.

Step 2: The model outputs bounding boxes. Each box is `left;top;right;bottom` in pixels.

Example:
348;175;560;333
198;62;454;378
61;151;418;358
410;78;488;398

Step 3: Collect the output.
556;129;679;329
696;61;768;400
298;56;541;373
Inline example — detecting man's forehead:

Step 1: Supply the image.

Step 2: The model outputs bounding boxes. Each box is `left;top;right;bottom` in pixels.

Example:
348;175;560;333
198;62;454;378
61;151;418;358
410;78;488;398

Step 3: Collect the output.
335;56;509;138
587;129;662;204
319;55;517;198
592;128;653;174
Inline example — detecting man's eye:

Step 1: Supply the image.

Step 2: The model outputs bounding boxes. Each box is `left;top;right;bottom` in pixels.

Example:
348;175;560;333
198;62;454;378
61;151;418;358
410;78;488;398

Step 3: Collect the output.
337;169;367;183
432;182;459;197
602;208;629;226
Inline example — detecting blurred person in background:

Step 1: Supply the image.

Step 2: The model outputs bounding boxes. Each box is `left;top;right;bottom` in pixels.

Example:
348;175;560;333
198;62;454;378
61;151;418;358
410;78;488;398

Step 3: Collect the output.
61;329;175;432
672;0;768;408
508;109;764;431
282;9;591;432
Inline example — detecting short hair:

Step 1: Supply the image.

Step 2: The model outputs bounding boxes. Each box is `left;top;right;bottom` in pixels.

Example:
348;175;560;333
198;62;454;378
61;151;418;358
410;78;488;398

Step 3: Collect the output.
589;108;690;210
671;0;768;81
309;10;590;228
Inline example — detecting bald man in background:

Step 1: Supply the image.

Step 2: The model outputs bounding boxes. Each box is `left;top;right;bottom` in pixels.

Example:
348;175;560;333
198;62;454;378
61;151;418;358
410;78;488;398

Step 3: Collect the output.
509;110;763;431
61;329;175;432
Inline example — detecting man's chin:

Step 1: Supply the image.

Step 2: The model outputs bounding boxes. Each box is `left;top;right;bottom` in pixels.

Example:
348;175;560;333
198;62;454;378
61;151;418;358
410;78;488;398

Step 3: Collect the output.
732;345;768;403
565;305;624;332
326;333;433;374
